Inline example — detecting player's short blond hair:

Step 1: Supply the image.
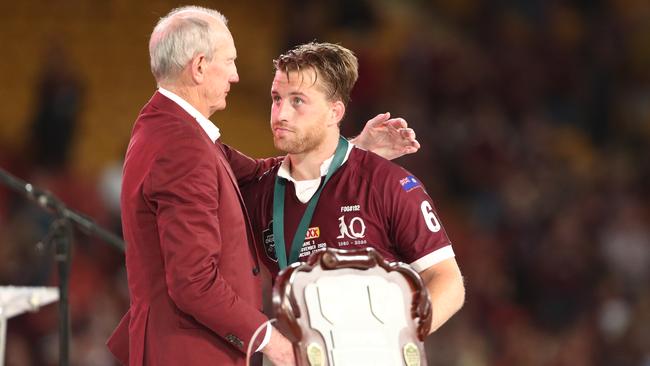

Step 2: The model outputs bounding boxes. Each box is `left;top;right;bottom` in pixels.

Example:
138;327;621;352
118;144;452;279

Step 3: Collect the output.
273;42;359;106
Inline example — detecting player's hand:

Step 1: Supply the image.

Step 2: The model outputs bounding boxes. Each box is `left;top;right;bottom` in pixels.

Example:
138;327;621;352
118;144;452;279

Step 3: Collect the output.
262;327;296;366
351;112;420;160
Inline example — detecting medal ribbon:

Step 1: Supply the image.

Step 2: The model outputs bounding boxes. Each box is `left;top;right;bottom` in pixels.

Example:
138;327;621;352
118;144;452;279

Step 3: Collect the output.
272;136;349;269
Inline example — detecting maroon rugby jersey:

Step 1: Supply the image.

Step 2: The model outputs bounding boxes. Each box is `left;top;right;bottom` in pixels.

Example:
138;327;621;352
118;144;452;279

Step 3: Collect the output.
241;146;454;276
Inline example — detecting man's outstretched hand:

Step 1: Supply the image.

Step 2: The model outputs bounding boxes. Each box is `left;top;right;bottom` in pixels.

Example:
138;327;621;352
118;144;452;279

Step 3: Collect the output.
351;112;421;160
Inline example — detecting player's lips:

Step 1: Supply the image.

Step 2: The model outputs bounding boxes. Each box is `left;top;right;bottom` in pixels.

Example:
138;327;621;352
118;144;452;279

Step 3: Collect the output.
272;125;293;136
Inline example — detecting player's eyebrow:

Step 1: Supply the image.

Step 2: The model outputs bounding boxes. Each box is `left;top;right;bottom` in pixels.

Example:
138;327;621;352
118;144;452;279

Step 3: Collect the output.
270;90;309;97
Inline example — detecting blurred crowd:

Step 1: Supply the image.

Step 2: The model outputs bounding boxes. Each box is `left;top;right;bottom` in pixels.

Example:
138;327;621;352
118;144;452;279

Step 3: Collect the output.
1;0;649;365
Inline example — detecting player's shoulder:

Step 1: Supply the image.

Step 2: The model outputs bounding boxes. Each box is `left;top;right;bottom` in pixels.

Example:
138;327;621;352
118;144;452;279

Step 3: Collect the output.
348;147;425;193
349;147;413;178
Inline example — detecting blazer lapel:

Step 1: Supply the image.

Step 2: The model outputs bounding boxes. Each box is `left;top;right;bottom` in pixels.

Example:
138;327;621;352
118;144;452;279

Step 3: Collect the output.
148;91;262;271
214;141;262;272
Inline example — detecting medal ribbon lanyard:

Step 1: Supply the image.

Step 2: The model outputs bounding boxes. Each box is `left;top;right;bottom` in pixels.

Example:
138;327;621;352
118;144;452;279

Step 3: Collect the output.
272;136;349;270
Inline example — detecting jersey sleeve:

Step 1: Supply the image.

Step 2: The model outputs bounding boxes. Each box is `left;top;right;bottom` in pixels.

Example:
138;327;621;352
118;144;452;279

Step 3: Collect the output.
382;168;454;272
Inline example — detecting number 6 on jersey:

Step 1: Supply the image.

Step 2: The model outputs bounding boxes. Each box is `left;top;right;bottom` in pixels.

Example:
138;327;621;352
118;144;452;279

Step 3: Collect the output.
421;201;441;232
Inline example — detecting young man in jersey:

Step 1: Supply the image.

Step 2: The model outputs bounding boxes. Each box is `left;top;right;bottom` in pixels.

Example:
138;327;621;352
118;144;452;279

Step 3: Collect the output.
242;42;465;333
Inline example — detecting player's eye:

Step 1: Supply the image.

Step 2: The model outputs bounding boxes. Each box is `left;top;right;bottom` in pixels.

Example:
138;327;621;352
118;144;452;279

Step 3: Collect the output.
272;95;281;104
291;97;304;106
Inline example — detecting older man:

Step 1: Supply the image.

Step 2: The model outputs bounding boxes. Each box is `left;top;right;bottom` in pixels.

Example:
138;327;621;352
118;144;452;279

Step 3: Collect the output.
107;6;418;366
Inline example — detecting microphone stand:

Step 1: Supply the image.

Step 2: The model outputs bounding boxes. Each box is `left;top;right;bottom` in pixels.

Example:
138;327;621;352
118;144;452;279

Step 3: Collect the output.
0;168;125;366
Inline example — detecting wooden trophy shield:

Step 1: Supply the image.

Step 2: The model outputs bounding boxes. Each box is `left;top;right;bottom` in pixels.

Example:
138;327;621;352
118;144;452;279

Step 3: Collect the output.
272;247;431;366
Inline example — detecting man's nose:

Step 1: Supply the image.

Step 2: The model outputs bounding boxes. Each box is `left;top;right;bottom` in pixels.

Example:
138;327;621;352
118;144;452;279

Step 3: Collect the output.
230;66;239;83
276;100;291;121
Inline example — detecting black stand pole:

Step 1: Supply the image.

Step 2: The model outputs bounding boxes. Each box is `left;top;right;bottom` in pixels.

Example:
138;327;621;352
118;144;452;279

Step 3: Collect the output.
51;216;72;366
0;168;125;366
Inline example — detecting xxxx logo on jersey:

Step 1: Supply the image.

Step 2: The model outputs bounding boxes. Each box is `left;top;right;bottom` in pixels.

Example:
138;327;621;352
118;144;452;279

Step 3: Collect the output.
305;227;320;240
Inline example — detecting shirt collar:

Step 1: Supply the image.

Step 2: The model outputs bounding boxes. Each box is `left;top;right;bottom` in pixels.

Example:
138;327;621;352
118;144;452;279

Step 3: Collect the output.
158;87;221;142
277;142;354;183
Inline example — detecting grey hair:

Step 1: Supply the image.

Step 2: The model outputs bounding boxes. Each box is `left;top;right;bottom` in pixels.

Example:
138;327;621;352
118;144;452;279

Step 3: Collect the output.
149;6;228;83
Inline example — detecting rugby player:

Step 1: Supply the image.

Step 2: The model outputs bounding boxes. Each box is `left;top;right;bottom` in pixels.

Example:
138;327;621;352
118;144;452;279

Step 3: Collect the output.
243;42;465;333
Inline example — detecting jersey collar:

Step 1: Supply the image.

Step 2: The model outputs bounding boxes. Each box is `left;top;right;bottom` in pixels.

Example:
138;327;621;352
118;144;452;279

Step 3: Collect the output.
278;141;354;183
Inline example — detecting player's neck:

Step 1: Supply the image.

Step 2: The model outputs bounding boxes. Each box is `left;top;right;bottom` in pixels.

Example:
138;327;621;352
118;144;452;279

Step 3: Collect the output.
288;134;340;181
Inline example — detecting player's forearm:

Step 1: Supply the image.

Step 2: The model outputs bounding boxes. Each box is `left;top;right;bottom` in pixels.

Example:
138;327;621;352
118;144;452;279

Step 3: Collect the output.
427;273;465;333
420;259;465;333
262;326;296;365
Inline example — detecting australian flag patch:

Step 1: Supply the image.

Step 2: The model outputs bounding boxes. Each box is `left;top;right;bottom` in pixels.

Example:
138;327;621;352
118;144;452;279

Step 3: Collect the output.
400;175;421;192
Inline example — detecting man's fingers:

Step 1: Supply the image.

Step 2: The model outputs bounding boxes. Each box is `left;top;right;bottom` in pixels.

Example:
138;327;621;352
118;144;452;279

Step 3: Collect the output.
399;127;416;140
384;117;407;129
367;112;391;127
403;146;419;154
399;127;415;139
400;127;420;150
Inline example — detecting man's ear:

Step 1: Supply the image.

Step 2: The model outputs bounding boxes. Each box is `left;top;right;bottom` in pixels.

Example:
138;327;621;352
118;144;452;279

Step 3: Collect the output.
190;54;207;84
330;100;346;126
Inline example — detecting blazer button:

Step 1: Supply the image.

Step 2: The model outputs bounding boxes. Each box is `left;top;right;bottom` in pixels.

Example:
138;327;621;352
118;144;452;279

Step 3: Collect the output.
225;334;244;349
252;267;260;276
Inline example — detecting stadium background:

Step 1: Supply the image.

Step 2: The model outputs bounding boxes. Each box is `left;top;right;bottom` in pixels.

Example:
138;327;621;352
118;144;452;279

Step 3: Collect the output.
0;0;648;364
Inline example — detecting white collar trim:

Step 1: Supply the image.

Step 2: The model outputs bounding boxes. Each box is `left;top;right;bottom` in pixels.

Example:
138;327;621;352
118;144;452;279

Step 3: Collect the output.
277;142;354;203
277;142;354;182
158;87;221;142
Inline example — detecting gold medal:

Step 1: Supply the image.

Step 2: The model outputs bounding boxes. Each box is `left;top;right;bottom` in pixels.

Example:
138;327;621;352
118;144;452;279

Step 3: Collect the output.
307;343;324;366
403;342;420;366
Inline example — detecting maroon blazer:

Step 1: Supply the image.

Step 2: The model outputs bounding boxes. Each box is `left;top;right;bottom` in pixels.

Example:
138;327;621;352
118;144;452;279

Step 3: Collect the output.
108;92;275;365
